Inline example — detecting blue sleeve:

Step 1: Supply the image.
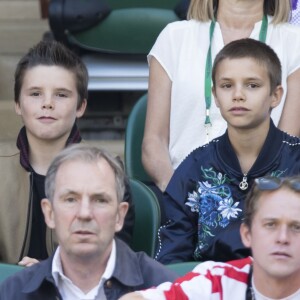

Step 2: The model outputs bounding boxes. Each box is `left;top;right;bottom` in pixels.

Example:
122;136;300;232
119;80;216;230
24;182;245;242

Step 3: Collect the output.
155;157;198;264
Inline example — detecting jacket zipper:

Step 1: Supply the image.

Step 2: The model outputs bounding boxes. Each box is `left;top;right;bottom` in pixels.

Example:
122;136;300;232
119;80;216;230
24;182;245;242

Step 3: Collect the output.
239;173;249;190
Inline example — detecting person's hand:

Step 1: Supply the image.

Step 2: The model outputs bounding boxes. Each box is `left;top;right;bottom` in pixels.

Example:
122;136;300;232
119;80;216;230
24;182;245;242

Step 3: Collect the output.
18;256;39;267
119;292;146;300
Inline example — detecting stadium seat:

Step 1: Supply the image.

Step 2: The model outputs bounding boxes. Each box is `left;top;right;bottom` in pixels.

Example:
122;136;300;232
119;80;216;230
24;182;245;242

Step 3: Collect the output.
49;0;188;54
129;178;160;257
166;261;199;276
125;93;151;182
0;263;23;282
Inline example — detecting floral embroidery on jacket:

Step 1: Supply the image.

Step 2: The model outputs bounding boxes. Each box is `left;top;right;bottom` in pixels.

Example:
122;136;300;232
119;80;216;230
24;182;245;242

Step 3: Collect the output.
186;167;242;259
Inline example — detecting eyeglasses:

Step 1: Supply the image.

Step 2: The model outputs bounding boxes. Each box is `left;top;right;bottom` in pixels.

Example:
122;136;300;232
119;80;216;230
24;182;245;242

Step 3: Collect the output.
255;176;300;192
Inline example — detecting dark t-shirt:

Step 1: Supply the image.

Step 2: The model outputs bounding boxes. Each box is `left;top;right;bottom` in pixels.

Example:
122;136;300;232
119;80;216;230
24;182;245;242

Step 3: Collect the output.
27;172;48;260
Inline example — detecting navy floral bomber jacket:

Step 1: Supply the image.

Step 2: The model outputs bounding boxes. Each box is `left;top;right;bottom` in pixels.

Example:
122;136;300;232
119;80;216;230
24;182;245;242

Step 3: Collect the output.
155;120;300;264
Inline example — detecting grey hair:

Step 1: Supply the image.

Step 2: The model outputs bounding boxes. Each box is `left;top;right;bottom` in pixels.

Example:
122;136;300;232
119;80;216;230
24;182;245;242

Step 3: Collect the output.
45;144;126;203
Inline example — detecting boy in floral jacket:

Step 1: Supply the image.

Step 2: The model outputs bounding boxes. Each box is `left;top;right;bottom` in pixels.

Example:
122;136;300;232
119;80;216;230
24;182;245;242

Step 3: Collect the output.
155;39;300;264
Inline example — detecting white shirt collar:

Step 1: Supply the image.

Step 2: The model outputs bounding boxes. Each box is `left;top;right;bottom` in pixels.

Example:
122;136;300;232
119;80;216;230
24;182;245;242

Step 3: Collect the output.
52;239;116;300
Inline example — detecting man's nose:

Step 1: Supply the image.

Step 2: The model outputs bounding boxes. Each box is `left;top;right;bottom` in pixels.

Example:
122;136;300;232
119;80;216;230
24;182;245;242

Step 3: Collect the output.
276;225;290;244
77;198;93;220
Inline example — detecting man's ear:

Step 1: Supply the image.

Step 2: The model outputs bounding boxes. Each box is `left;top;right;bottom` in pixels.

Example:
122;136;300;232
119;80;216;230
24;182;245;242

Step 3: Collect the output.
240;223;252;248
270;85;283;109
212;86;220;108
76;99;87;118
115;202;129;233
41;198;55;229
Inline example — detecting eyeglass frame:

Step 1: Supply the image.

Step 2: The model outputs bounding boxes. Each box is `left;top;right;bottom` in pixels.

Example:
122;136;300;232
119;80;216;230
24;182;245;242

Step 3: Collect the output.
254;176;300;192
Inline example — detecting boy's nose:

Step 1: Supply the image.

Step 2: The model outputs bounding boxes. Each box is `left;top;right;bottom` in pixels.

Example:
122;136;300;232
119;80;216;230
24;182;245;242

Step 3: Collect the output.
42;96;55;109
232;87;245;102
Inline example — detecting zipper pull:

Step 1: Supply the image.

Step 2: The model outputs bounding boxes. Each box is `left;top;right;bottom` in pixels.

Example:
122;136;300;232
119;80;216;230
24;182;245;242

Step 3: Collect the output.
239;174;249;190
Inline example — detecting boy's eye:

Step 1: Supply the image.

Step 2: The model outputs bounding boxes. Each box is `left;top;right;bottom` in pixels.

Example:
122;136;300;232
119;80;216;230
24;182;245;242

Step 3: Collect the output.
57;92;68;98
31;92;41;97
221;83;232;89
247;83;259;88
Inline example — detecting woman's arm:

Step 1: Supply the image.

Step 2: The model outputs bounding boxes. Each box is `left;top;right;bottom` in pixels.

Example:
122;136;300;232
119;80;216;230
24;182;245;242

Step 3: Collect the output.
142;57;174;191
278;68;300;137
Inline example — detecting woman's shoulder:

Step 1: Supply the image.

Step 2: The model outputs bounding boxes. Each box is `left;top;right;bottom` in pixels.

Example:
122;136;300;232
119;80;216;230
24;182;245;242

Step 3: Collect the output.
271;20;300;35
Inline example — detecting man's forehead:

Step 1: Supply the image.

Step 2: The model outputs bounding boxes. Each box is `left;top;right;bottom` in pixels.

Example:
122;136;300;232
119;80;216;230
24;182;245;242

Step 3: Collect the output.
255;188;300;218
55;159;116;191
57;157;113;173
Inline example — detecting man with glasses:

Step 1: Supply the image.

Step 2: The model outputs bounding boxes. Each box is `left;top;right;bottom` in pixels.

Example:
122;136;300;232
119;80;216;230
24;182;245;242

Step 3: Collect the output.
121;176;300;300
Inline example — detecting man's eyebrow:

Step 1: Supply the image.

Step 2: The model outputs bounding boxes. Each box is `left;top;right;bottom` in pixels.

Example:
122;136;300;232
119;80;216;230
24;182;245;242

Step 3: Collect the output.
261;217;300;223
261;217;277;221
58;190;113;198
58;190;78;197
91;192;113;200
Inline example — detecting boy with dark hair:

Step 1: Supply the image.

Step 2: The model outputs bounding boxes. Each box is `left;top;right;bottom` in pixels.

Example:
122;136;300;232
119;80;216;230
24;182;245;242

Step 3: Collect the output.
154;38;300;264
0;40;133;265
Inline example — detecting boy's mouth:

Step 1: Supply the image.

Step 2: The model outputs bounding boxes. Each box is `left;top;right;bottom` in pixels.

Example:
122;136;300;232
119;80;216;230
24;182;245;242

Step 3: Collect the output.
39;116;56;120
229;107;250;111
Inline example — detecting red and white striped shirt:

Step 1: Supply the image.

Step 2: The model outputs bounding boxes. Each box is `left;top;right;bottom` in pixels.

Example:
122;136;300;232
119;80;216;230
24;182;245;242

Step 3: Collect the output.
139;257;252;300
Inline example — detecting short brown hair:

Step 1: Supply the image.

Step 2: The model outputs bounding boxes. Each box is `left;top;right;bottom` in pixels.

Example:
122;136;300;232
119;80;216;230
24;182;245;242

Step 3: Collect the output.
212;38;281;94
243;176;300;228
14;40;88;109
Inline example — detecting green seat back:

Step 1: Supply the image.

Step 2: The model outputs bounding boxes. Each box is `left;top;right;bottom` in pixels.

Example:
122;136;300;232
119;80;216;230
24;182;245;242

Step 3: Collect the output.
69;8;179;54
0;263;23;282
106;0;181;10
166;261;199;276
130;178;160;257
125;93;151;182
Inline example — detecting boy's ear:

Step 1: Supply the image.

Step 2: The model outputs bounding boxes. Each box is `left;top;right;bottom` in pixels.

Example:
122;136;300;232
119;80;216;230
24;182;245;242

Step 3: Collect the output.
76;99;87;118
15;102;22;116
212;86;220;108
270;85;283;109
240;223;252;248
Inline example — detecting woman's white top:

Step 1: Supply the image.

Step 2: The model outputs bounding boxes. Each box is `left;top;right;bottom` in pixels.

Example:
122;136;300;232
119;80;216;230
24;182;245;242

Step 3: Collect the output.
148;17;300;169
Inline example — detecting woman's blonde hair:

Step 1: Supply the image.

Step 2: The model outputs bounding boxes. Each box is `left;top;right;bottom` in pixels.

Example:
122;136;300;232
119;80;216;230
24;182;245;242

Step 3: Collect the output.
187;0;291;24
